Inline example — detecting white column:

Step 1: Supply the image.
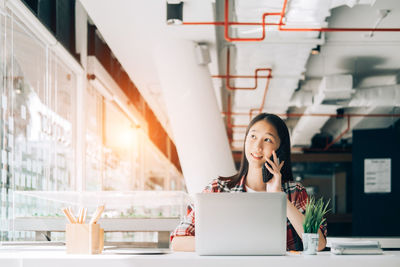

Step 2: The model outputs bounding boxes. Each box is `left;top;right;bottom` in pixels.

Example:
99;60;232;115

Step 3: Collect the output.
154;39;236;195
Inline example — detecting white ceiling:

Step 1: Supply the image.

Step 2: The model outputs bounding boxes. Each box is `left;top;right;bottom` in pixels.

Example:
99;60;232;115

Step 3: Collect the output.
79;0;400;152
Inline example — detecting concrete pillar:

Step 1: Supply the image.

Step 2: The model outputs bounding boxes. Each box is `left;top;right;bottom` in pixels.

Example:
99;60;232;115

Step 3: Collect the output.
154;39;236;195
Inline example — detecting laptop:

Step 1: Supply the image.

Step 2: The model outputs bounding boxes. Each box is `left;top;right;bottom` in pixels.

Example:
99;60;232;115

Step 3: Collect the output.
195;192;287;256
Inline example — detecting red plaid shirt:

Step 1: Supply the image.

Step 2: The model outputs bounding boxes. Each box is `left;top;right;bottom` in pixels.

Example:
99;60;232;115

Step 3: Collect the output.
171;176;328;251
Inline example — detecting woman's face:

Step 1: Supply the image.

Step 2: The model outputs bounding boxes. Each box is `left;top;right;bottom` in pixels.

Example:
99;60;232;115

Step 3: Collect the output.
244;120;281;168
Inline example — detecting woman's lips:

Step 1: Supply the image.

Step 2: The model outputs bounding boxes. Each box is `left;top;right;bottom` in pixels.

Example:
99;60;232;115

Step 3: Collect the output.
251;153;263;160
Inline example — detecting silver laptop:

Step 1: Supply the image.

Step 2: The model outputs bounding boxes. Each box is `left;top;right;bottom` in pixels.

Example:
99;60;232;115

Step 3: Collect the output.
195;192;287;256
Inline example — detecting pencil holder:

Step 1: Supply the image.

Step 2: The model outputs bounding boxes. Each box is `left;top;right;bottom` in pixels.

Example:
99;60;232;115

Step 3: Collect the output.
66;223;104;254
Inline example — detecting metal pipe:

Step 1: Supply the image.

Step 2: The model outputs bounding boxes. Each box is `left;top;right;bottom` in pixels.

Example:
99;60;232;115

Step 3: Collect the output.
212;75;271;79
225;47;272;90
182;0;400;42
224;0;281;42
221;112;400;118
227;113;400;150
219;46;273;142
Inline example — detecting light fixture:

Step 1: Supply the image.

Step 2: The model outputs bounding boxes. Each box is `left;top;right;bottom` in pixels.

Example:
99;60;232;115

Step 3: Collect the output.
311;45;320;55
166;1;183;25
13;76;24;94
195;43;211;65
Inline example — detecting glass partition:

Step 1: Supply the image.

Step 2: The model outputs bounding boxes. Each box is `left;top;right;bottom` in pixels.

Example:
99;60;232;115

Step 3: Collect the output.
85;84;104;191
103;101;137;191
0;4;185;244
0;9;77;241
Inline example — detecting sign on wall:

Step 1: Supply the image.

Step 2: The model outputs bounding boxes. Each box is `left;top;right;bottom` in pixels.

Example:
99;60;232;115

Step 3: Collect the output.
364;158;391;193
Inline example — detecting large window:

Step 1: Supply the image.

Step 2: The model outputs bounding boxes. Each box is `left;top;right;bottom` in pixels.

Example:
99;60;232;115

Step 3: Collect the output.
0;3;185;244
102;101;138;191
0;7;77;241
85;84;104;191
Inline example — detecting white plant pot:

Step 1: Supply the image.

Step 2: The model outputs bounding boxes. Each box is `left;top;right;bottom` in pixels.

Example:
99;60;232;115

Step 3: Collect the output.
302;233;319;255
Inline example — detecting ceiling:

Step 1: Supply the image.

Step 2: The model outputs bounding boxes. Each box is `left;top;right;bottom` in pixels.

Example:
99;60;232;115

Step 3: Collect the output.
79;0;400;155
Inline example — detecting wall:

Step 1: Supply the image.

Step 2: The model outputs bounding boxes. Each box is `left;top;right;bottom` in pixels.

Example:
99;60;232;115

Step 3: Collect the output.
352;124;400;236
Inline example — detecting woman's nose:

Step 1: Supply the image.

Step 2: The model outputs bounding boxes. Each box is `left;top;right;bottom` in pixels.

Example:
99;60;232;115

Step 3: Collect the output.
256;141;263;151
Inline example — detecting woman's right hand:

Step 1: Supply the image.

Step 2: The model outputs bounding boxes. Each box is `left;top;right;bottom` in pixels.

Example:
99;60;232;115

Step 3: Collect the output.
264;150;285;192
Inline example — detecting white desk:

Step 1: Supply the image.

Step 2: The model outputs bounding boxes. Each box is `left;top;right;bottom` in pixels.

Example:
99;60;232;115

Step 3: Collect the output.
1;249;400;267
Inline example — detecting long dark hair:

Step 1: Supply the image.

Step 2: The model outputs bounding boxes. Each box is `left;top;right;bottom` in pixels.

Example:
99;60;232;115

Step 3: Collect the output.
220;113;294;188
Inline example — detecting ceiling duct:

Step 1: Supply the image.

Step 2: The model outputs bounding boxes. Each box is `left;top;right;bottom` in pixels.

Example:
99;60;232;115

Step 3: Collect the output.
348;84;400;107
289;90;313;108
357;74;400;89
314;74;355;104
330;0;376;9
323;106;399;141
295;84;400;146
291;76;351;147
291;104;340;147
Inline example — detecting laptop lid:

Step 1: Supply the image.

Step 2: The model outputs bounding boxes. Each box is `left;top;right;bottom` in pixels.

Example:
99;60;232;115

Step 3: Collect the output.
195;192;287;256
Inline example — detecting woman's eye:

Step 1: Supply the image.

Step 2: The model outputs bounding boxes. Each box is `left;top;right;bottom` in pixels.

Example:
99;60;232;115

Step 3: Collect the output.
250;134;256;139
264;138;272;143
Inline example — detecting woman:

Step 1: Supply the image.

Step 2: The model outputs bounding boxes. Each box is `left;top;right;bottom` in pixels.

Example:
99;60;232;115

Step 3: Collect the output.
170;113;327;252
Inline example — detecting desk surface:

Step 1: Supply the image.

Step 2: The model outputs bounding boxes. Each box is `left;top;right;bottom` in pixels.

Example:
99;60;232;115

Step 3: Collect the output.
1;248;400;267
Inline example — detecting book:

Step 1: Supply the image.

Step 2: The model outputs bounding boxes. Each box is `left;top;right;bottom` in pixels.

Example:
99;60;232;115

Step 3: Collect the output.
331;240;383;255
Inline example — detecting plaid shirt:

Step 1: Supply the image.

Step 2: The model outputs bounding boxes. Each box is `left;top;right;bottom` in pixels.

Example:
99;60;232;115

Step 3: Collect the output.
171;176;328;251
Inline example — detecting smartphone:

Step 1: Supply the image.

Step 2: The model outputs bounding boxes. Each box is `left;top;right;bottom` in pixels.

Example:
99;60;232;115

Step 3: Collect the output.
262;148;284;183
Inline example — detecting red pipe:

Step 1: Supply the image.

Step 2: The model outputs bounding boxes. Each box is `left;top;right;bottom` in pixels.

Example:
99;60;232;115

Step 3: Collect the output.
212;74;271;79
224;0;281;42
293;147;351;152
216;46;273;144
183;0;400;42
226;112;400;150
183;22;276;26
222;112;400;118
225;47;272;90
224;72;272;134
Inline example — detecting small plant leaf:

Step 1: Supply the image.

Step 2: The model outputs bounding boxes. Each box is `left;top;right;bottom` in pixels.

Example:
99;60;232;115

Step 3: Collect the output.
303;196;330;233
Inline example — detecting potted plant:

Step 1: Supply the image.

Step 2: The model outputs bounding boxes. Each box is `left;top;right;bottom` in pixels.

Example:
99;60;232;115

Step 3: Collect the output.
302;197;330;255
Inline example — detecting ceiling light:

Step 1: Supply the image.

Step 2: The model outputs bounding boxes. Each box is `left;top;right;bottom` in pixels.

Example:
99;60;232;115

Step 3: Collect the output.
166;1;183;25
311;45;320;55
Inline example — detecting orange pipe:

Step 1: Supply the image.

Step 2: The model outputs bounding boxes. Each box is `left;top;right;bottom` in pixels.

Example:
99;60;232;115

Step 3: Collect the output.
224;0;281;42
291;147;351;152
183;0;400;42
219;46;273;143
225;47;272;90
183;22;277;26
226;113;400;150
212;75;271;79
222;112;400;118
224;76;272;130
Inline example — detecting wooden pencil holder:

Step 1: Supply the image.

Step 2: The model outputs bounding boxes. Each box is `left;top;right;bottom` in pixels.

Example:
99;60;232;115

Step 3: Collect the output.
66;224;104;254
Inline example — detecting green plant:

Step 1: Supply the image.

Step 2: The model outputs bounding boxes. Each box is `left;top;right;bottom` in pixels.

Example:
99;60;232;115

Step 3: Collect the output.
303;197;330;233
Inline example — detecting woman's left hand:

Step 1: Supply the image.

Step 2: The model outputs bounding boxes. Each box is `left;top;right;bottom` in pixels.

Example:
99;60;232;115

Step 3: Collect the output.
264;150;285;193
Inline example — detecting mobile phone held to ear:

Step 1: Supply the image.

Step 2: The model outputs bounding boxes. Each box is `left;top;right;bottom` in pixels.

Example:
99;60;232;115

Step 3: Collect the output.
262;148;283;183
